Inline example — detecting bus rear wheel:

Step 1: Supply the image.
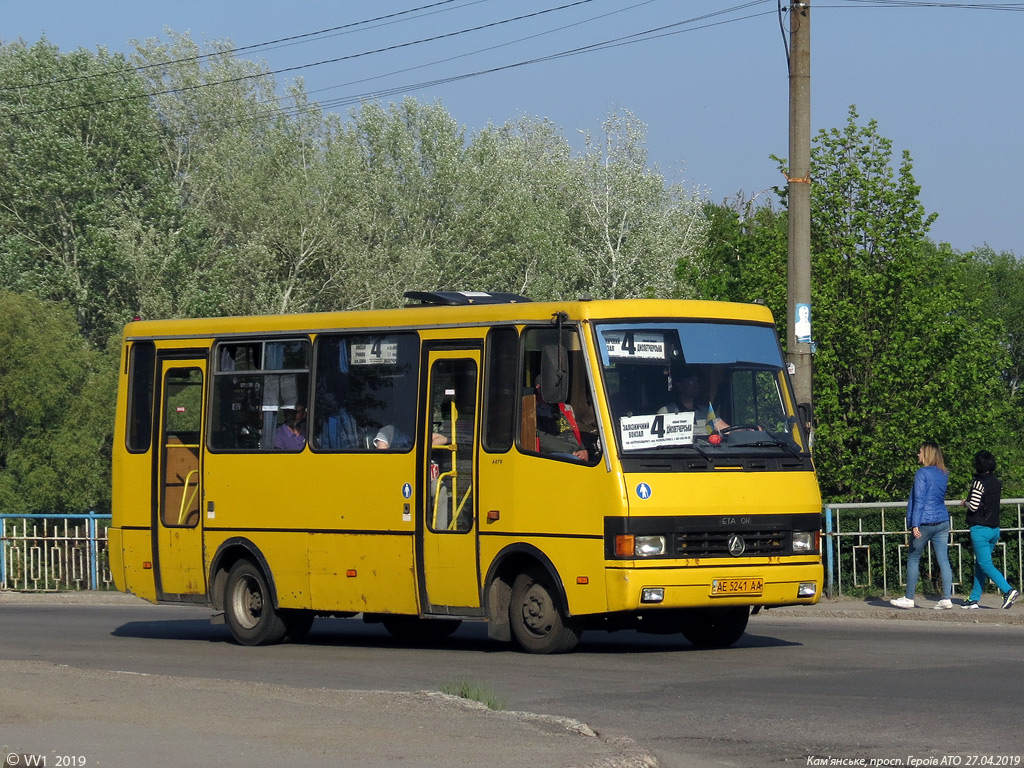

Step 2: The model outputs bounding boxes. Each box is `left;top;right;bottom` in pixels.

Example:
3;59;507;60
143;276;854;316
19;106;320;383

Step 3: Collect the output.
509;568;581;654
680;606;749;649
224;559;287;646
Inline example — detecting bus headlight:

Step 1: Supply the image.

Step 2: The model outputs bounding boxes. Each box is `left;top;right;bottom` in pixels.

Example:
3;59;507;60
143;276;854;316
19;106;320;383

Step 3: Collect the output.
792;531;819;554
634;535;666;557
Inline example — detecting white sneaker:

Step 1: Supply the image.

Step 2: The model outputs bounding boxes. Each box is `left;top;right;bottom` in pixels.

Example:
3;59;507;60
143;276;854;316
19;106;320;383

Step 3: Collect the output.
933;599;953;610
890;596;915;609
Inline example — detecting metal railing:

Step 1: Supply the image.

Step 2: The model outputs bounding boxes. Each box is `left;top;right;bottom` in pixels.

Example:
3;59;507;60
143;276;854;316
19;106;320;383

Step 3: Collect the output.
3;504;1023;597
823;499;1024;598
0;513;112;591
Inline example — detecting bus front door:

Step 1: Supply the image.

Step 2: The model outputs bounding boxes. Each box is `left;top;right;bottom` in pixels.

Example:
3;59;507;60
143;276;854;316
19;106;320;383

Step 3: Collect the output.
420;349;482;613
155;359;208;600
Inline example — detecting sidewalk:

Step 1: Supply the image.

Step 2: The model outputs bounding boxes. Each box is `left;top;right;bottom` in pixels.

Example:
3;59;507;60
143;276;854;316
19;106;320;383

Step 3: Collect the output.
761;593;1024;625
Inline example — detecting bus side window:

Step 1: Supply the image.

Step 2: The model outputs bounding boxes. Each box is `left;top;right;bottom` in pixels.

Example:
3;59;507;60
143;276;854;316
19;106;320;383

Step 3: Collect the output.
126;340;156;452
209;339;310;451
482;327;518;453
520;327;599;464
312;333;419;452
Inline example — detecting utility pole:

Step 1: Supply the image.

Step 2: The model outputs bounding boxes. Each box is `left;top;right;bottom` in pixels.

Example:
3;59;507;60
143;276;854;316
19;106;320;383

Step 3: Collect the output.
786;0;813;431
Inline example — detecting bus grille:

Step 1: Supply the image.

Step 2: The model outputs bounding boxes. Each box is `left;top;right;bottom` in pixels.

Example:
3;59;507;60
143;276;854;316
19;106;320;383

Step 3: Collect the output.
675;529;787;558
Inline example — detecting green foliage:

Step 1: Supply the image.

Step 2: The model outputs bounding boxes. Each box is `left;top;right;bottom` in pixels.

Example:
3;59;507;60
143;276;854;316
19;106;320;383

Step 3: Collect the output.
570;110;709;299
0;292;115;515
712;107;1016;502
439;679;506;710
0;39;177;345
698;196;787;310
807;108;1009;500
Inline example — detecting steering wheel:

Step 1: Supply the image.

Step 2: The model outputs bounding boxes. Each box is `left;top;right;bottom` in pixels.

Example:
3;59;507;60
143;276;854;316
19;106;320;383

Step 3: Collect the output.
719;424;761;434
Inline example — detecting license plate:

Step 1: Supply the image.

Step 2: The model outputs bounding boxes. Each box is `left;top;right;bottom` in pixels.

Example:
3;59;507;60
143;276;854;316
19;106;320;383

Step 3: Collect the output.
711;578;764;596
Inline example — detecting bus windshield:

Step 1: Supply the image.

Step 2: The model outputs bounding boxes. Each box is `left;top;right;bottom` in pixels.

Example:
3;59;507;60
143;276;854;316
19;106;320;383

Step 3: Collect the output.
595;321;807;455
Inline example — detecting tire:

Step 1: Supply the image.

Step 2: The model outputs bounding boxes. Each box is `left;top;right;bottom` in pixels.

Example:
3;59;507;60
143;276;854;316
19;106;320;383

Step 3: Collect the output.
381;615;462;643
680;606;750;649
224;559;287;646
281;609;316;642
509;568;582;654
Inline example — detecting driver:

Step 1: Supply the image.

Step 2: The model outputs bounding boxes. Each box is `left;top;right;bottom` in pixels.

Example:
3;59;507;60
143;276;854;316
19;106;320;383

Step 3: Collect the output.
659;367;729;434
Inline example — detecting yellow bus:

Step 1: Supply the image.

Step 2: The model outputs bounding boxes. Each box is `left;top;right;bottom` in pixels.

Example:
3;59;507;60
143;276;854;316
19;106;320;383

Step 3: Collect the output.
110;291;822;653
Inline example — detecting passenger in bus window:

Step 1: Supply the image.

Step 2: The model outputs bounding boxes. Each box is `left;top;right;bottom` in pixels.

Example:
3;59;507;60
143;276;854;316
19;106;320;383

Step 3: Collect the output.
372;424;413;451
317;406;359;450
659;367;729;434
534;383;588;462
274;405;307;450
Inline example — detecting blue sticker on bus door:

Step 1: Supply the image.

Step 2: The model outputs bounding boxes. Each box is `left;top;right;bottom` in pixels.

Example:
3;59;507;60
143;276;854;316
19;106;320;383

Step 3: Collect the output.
635;483;652;500
402;483;412;499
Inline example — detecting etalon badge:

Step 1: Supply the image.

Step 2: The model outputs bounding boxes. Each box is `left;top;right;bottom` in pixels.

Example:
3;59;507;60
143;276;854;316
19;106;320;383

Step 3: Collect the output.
727;534;746;557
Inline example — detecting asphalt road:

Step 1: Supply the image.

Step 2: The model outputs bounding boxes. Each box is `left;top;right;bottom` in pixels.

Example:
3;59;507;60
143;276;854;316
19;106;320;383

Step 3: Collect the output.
2;593;1022;767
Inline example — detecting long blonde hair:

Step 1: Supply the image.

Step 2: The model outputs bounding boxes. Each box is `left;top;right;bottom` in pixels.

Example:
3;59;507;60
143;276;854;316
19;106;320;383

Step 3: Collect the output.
920;441;947;473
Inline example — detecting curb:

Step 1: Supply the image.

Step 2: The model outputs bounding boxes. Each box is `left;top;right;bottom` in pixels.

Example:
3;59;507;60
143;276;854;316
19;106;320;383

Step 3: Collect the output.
759;598;1024;625
429;694;659;768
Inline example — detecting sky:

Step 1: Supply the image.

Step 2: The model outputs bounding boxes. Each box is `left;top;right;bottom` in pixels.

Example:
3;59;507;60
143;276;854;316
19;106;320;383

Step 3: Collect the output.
3;0;1022;256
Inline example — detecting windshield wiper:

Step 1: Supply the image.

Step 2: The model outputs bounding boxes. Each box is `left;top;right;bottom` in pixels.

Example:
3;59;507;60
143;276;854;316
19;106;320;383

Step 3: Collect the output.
746;432;803;458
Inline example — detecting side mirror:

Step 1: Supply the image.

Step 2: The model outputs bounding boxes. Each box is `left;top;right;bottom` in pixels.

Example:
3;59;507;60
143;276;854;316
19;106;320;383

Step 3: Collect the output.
797;402;813;433
539;345;569;404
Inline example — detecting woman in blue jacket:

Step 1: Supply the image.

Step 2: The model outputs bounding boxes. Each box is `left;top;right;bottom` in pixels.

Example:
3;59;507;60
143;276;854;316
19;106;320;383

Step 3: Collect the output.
890;442;953;610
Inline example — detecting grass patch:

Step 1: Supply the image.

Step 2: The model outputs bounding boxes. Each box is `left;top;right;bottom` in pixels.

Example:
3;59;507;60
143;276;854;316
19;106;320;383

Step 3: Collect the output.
439;679;506;711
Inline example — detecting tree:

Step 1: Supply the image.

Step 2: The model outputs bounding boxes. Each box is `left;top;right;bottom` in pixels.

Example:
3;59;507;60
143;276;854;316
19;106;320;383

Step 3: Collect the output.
804;108;1009;500
698;195;787;308
0;39;177;345
132;32;343;318
960;245;1024;494
567;110;709;299
0;292;114;515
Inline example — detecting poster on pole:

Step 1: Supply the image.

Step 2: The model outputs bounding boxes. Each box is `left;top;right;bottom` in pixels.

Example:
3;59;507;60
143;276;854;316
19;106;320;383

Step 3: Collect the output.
795;303;812;343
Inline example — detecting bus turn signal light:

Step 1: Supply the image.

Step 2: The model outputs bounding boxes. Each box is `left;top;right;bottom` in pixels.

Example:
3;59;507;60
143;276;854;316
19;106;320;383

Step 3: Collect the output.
615;535;635;557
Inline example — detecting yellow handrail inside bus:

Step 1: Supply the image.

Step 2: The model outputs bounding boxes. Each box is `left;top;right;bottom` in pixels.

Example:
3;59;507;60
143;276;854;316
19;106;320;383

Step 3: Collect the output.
178;469;199;525
431;399;464;530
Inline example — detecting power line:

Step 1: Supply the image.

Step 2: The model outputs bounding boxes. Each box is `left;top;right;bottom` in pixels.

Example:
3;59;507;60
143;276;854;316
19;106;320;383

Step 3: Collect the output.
233;4;778;128
302;0;665;99
835;0;1023;8
1;0;599;118
0;0;484;93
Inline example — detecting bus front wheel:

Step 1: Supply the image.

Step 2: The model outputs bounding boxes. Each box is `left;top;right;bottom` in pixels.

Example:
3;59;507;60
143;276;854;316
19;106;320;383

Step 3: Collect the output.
224;559;288;646
680;606;749;649
509;568;581;654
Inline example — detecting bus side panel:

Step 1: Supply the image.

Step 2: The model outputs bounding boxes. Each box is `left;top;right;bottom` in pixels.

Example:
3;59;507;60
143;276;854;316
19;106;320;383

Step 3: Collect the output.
203;452;418;613
107;528;125;592
478;452;625;617
112;349;158;602
308;533;418;614
479;534;610;616
205;530;311;609
118;528;158;603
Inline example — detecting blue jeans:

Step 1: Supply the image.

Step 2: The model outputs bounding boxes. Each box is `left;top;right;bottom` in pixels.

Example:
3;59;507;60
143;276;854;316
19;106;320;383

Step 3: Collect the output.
967;525;1012;601
905;520;952;600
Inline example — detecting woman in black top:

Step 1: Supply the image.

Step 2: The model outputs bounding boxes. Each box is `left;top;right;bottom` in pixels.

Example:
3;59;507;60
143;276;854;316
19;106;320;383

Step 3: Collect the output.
962;450;1019;609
